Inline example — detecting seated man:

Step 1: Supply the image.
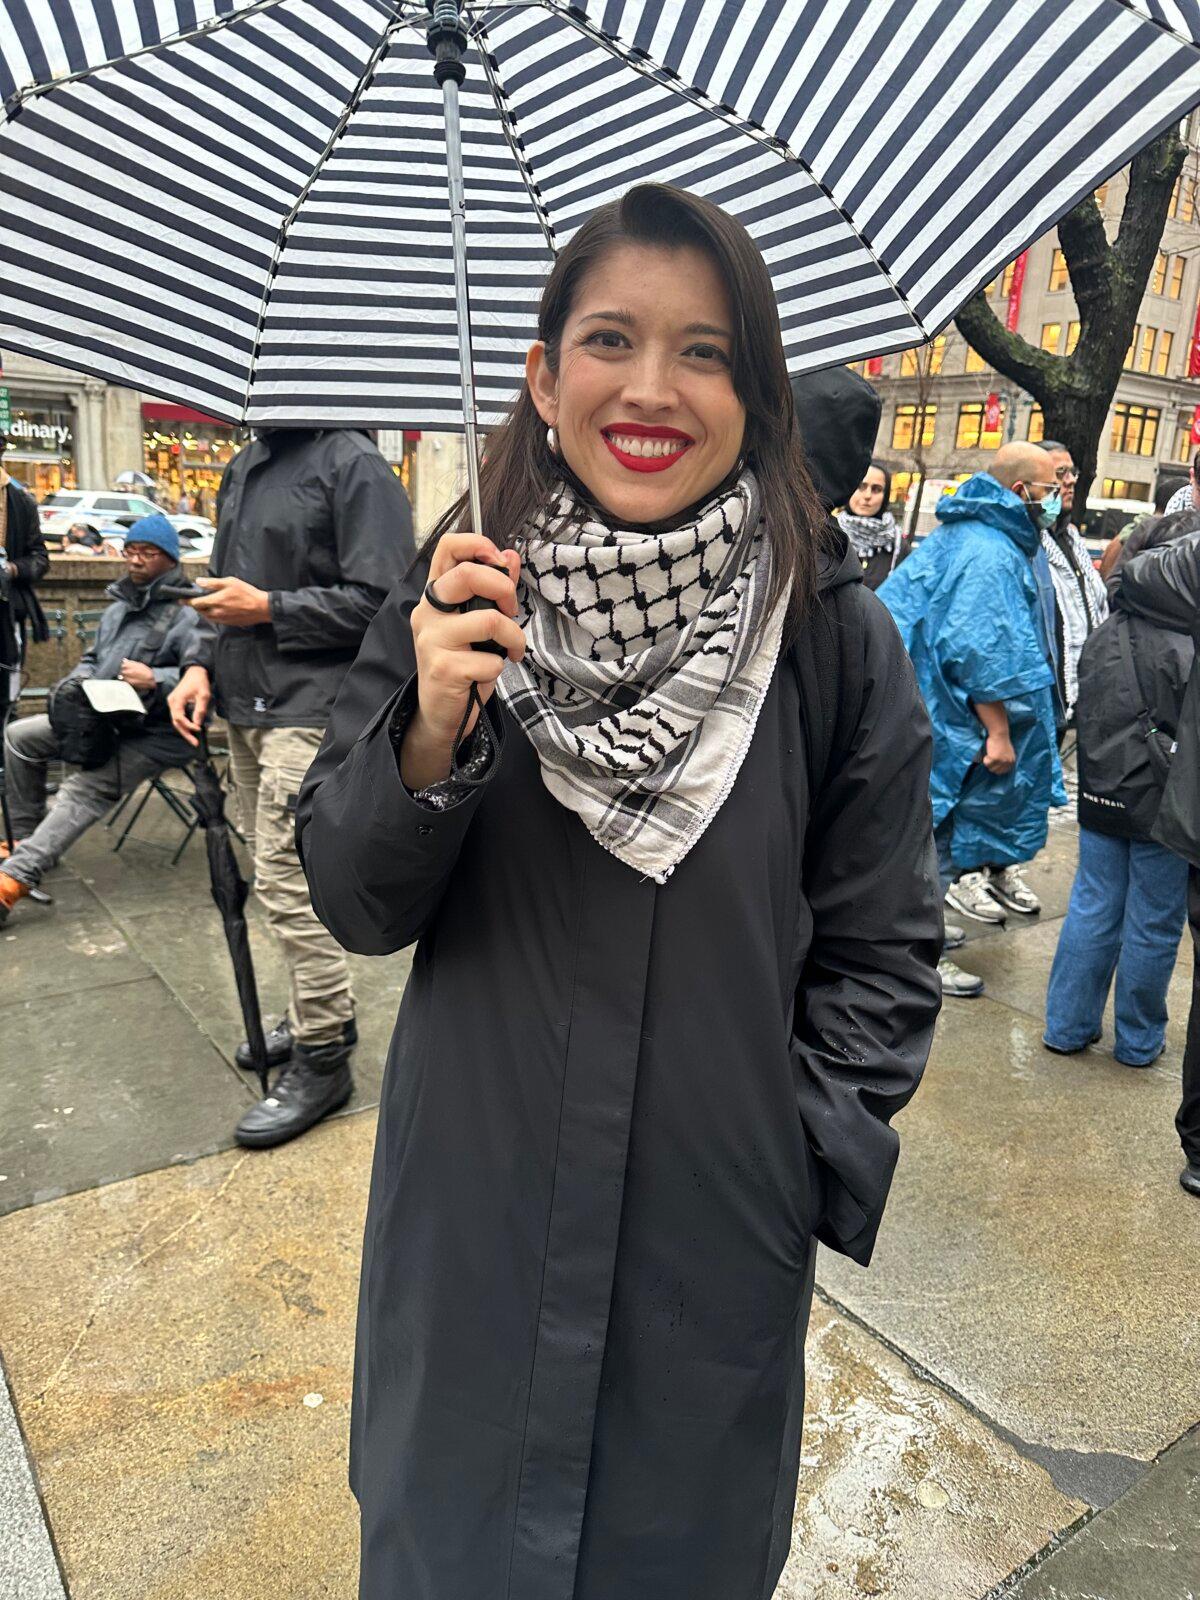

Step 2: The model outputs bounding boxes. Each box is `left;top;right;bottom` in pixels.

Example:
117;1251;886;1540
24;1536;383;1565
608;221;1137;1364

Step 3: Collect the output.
0;514;203;924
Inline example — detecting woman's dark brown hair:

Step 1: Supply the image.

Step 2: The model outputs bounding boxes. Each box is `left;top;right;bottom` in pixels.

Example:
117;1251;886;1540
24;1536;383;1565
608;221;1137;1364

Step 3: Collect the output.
426;182;830;637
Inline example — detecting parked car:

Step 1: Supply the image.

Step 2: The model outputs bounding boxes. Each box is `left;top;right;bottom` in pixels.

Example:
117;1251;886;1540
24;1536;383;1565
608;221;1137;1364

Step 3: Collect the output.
1076;496;1154;563
38;489;216;552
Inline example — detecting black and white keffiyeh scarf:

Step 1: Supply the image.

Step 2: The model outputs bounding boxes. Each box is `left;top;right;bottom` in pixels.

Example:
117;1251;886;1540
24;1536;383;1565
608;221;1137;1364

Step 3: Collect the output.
837;508;902;562
496;470;790;883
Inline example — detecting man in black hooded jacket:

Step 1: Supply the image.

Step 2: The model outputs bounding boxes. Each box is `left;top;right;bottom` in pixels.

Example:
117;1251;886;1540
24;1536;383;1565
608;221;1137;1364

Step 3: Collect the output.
1121;528;1200;1198
169;428;415;1149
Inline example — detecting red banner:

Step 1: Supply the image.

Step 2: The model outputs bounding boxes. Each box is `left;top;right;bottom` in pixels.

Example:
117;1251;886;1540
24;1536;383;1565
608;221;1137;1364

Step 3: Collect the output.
1190;403;1200;447
1188;297;1200;379
984;392;1002;432
865;356;884;377
1005;251;1029;333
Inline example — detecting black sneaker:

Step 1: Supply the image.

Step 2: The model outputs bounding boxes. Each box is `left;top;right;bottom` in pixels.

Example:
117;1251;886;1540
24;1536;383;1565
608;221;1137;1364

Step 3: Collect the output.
1180;1162;1200;1198
234;1015;357;1072
234;1041;354;1149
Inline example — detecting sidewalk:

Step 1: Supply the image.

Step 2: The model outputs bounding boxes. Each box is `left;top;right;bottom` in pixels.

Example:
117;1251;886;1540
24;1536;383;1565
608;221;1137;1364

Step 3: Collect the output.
1;794;1196;1598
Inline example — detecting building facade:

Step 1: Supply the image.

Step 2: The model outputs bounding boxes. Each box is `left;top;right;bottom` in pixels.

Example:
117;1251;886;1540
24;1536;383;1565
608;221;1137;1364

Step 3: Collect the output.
2;349;451;532
858;150;1200;513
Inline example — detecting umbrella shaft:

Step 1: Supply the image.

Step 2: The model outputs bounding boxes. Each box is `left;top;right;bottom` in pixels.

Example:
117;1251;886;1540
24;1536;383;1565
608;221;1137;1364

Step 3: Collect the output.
441;75;485;535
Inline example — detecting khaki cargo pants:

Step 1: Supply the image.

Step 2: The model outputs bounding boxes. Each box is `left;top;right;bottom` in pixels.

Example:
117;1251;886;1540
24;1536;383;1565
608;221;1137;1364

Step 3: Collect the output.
227;724;354;1047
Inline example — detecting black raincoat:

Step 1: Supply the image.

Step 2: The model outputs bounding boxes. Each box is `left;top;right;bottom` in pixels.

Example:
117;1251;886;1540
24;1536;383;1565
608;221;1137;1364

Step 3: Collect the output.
1122;527;1200;867
184;428;414;728
298;534;941;1600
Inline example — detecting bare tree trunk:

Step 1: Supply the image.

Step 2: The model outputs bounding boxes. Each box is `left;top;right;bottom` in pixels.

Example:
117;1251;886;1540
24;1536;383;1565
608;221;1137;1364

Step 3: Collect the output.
954;129;1186;507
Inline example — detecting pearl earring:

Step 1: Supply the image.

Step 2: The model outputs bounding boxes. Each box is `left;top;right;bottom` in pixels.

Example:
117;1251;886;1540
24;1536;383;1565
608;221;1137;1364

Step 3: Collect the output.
546;426;558;456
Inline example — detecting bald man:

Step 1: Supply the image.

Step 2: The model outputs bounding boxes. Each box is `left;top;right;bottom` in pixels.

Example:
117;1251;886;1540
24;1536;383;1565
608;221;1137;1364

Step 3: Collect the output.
878;444;1066;998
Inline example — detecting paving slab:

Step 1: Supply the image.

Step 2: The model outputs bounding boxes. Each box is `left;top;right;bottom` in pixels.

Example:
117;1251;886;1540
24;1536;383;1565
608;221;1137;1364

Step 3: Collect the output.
0;1113;1084;1600
817;995;1200;1465
776;1302;1084;1600
0;1356;66;1600
1011;1426;1200;1600
0;976;254;1217
0;899;154;1007
961;916;1190;1068
0;1116;371;1600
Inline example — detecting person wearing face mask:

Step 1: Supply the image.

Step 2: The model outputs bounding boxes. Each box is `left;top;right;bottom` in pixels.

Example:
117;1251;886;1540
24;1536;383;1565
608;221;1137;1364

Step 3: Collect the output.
297;184;942;1600
879;443;1067;995
836;457;913;590
1038;442;1108;723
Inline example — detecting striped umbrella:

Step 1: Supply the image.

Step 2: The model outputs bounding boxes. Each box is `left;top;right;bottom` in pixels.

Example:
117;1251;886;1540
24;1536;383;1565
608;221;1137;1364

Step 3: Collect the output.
2;0;1199;446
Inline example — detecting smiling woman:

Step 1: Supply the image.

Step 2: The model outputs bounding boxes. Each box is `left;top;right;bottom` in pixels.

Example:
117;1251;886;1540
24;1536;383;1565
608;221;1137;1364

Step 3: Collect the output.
298;183;942;1600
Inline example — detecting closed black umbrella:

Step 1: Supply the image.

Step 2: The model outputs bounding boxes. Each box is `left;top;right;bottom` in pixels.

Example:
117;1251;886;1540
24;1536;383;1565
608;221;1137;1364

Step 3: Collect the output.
189;730;269;1095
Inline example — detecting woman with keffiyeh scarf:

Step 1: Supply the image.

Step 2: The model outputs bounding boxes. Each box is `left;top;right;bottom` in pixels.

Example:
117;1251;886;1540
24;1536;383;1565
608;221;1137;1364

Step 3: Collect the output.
836;457;912;590
299;185;941;1600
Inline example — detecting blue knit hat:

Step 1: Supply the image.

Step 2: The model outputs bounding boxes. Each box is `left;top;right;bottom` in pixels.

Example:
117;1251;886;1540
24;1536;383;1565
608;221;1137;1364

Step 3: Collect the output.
124;511;179;562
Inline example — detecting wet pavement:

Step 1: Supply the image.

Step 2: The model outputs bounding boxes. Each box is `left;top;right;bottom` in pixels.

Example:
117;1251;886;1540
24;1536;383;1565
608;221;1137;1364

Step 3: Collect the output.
0;791;1196;1598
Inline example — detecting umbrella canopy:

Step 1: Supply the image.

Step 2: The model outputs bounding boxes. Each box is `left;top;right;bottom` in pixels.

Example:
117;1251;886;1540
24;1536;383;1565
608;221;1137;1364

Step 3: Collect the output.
2;0;1199;429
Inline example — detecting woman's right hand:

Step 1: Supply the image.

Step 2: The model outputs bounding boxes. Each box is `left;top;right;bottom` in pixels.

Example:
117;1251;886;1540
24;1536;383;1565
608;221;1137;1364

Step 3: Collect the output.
402;533;525;790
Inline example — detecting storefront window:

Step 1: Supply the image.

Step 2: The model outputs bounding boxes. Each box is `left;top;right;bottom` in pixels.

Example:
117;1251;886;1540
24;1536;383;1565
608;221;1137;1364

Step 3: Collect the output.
142;404;248;520
3;402;76;498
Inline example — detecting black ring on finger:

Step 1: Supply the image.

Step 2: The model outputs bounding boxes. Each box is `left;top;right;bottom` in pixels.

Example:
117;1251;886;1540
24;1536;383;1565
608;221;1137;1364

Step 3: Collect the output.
423;578;460;614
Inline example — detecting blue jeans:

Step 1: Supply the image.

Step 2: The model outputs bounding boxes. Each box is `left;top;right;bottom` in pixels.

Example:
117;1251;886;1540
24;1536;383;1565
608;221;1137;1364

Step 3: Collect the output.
1044;827;1188;1065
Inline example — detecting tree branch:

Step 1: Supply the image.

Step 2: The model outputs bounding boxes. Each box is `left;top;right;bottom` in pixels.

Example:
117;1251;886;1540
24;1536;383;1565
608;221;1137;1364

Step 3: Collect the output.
1057;192;1113;325
953;292;1059;401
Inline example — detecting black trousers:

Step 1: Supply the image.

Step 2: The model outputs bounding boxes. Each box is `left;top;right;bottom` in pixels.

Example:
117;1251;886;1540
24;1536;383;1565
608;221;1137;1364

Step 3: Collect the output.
1180;866;1200;1164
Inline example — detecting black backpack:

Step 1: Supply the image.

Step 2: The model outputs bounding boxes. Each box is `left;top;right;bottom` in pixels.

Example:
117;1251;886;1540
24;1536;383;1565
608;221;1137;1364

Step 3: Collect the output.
48;605;175;770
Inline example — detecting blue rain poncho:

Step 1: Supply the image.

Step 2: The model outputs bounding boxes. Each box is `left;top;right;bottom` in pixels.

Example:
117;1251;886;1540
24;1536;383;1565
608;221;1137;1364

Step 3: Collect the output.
877;473;1066;869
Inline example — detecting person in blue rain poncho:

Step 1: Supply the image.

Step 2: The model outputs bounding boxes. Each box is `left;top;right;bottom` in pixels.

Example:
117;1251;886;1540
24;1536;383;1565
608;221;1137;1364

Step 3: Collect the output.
878;443;1066;998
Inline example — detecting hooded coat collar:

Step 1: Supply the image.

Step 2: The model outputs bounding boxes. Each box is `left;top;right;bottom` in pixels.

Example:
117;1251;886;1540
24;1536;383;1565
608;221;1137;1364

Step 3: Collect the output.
935;472;1040;556
104;563;185;610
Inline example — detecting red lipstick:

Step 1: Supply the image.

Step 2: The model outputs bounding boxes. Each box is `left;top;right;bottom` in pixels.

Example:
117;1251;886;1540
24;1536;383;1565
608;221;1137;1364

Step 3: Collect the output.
601;422;695;474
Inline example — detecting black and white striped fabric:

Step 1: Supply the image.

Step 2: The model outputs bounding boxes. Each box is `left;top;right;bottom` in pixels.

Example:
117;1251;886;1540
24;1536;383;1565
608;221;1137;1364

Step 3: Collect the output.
2;0;1200;426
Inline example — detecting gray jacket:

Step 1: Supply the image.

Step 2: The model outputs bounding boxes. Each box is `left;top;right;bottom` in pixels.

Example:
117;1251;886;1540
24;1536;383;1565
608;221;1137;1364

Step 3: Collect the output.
61;565;206;764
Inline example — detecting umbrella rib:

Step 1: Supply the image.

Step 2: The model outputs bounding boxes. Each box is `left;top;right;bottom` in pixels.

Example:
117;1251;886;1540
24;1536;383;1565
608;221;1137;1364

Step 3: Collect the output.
526;0;926;342
242;3;415;418
3;0;292;113
470;15;557;260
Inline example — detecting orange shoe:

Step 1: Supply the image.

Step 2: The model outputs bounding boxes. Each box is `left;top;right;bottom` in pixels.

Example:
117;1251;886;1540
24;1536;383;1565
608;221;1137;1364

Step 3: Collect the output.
0;872;30;924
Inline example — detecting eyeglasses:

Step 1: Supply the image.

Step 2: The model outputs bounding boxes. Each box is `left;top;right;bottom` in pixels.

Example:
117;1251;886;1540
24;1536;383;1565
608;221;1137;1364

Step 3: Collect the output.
1054;465;1078;482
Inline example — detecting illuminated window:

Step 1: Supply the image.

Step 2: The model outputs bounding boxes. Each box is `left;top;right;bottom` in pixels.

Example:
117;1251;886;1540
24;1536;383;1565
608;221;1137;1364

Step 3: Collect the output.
1169;176;1182;219
1170;255;1186;299
1110;403;1160;457
1000;261;1018;297
899;335;946;377
1124;324;1141;369
1040;323;1062;354
1174;410;1195;462
956;401;1005;450
1153;253;1168;295
891;403;937;451
845;360;867;376
1101;478;1151;500
891;470;917;503
1048;249;1069;291
965;344;988;374
1156;330;1175;376
1181;179;1197;226
1137;326;1157;372
1066;320;1081;356
1094;182;1109;208
1028;406;1045;444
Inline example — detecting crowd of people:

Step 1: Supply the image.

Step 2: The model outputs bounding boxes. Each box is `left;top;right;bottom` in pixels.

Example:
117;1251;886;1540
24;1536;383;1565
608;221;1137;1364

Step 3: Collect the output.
0;178;1196;1600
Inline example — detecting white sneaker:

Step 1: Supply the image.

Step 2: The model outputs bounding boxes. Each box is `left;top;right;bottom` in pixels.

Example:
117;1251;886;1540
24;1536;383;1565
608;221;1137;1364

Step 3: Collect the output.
987;864;1041;915
945;871;1007;924
943;922;966;951
938;958;985;998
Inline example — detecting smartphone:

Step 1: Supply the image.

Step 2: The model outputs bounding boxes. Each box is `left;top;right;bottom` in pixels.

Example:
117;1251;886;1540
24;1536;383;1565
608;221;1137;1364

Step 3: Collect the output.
158;581;207;601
